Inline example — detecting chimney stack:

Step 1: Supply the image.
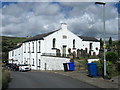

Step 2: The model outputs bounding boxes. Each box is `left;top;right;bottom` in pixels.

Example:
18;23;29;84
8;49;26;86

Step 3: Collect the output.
61;23;67;30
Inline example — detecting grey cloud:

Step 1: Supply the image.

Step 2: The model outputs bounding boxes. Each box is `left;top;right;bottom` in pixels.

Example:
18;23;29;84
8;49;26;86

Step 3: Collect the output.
1;2;118;40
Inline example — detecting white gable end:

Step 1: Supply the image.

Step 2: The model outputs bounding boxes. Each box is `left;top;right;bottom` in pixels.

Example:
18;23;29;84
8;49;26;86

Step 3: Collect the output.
43;23;84;55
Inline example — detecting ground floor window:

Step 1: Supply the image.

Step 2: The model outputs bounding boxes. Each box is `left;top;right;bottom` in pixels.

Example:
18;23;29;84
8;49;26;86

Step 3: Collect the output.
32;59;34;66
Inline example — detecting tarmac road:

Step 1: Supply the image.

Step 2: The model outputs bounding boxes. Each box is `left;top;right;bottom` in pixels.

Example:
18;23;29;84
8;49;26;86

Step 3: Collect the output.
8;71;98;88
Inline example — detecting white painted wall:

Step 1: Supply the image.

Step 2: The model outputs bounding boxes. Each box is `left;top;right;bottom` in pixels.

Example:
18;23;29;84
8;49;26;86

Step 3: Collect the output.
87;59;99;63
40;56;70;70
82;41;100;55
43;27;83;55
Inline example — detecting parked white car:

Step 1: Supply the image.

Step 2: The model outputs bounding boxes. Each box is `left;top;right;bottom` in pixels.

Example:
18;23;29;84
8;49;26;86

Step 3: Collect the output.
19;64;31;71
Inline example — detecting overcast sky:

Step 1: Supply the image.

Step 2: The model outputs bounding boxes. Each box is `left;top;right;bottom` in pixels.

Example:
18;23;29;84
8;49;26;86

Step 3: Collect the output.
1;1;119;40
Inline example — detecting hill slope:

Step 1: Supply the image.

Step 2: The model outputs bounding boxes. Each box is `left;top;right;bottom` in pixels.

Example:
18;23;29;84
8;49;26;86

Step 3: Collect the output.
1;36;27;62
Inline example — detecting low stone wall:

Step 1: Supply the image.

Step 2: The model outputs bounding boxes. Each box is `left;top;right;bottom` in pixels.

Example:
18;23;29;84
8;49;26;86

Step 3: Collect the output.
41;56;70;70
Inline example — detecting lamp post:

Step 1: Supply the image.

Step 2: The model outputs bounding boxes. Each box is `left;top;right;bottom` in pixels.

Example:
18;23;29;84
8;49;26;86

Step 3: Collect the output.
95;2;106;79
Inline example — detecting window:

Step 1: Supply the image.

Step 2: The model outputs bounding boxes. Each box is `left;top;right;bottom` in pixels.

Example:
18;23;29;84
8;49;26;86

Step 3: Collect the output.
63;35;67;39
24;57;26;64
53;38;56;48
24;43;26;53
32;42;34;53
38;41;41;52
12;51;14;56
90;43;92;50
28;42;30;53
38;59;41;68
32;59;34;66
73;39;76;49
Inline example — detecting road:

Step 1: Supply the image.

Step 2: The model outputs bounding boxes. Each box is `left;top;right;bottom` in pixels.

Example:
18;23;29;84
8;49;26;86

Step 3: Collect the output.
8;71;98;88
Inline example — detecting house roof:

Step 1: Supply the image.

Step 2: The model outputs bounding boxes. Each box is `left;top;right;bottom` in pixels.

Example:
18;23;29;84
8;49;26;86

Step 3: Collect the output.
23;30;59;42
10;30;99;51
10;43;22;51
23;29;99;43
78;36;99;42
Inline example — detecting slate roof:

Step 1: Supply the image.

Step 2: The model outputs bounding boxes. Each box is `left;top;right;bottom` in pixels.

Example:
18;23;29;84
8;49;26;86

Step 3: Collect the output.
23;30;59;43
10;43;22;51
79;36;99;42
10;30;99;51
23;29;99;43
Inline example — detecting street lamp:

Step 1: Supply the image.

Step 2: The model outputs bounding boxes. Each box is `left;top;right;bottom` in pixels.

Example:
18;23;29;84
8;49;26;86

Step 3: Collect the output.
95;2;106;79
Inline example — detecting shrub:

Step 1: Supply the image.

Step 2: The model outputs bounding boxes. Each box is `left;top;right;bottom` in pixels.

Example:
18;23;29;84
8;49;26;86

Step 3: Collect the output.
106;52;118;63
79;57;85;60
89;55;98;59
116;62;120;73
92;60;118;79
2;69;10;90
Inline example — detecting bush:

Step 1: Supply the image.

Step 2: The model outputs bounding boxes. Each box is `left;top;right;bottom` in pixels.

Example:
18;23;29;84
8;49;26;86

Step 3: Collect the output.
2;69;10;90
92;60;118;79
116;62;120;73
89;55;98;59
79;57;85;60
106;52;118;63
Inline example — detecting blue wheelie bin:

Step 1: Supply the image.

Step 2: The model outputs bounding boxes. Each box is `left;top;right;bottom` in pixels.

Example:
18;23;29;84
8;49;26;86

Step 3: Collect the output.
68;62;74;71
87;63;97;77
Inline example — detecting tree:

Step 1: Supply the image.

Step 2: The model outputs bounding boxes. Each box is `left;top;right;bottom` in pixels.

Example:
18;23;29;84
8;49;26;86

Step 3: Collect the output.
100;38;103;47
106;51;118;63
109;37;112;46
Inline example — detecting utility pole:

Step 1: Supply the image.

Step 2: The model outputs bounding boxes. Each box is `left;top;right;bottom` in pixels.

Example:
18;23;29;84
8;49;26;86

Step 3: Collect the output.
95;2;106;79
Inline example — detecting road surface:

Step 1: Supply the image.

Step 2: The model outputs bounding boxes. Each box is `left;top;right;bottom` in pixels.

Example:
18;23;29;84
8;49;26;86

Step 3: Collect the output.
8;71;98;88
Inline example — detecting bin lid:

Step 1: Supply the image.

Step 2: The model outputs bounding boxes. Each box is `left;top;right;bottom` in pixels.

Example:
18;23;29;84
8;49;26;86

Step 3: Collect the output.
87;63;96;65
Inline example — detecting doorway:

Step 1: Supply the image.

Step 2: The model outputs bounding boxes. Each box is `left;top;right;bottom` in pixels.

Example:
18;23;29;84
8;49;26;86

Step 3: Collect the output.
62;45;66;57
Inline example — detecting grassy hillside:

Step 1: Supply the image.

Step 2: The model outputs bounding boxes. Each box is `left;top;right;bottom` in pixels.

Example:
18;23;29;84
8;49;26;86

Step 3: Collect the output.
1;36;27;52
2;36;27;44
1;36;27;63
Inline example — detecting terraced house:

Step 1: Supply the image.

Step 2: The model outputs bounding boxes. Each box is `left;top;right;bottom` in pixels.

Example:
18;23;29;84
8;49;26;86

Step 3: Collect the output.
8;23;100;70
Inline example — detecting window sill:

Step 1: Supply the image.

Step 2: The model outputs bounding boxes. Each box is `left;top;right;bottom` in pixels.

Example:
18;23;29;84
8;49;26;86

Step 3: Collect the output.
72;48;76;50
52;48;57;50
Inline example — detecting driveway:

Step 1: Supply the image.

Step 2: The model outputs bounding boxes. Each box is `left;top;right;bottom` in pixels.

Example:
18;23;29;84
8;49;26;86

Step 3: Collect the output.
8;71;98;88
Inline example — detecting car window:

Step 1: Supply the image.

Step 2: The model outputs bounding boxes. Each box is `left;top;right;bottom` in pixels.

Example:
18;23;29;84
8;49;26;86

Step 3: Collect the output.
19;64;29;66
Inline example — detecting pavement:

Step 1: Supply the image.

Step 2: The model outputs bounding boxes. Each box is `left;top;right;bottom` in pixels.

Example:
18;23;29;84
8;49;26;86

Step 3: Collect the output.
31;70;120;89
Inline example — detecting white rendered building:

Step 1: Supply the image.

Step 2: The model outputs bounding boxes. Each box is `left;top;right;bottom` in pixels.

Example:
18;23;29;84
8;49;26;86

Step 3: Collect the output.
8;23;100;70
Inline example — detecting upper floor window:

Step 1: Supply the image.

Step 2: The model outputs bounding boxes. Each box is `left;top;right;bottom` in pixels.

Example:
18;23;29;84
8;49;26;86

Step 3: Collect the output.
38;41;40;52
53;38;56;48
28;42;30;53
90;43;93;50
63;35;67;39
12;51;14;56
32;42;34;53
24;43;26;53
73;39;76;49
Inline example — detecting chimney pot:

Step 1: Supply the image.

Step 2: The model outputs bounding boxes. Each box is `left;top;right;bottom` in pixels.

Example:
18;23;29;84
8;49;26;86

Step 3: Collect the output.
61;23;67;30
